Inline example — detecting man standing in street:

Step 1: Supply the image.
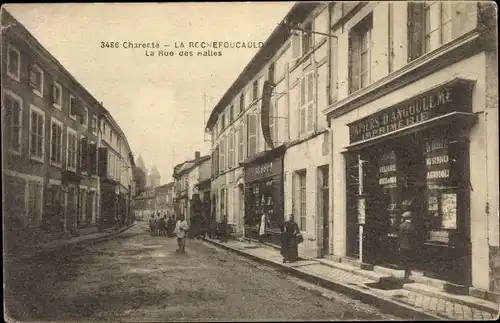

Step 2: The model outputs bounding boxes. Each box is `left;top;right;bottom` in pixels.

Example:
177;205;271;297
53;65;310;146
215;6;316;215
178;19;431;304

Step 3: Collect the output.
398;209;417;282
175;214;189;253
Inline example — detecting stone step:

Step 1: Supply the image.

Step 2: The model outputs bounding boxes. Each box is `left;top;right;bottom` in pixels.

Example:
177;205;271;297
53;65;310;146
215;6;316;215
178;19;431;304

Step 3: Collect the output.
316;259;392;282
404;283;500;314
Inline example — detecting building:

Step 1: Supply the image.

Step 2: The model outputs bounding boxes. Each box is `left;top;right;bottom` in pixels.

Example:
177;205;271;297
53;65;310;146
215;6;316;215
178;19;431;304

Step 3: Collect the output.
97;110;135;228
172;151;210;225
133;188;156;220
154;182;174;217
195;155;212;223
148;165;161;189
2;9;103;249
321;2;498;295
205;3;325;248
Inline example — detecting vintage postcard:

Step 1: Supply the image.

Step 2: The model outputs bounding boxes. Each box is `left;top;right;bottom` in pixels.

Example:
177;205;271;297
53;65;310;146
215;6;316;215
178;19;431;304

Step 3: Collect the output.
2;2;499;322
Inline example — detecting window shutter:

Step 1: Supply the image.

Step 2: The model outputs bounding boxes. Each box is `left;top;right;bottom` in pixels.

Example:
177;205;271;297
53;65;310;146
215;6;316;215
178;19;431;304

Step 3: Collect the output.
349;34;361;93
407;2;424;61
98;147;108;177
291;32;302;61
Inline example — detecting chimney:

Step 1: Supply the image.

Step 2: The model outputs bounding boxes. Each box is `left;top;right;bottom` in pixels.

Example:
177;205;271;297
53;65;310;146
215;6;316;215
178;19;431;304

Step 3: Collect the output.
195;151;200;161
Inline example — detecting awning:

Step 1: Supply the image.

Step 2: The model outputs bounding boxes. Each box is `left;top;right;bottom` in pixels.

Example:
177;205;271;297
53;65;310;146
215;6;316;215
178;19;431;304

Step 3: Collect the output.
342;112;477;152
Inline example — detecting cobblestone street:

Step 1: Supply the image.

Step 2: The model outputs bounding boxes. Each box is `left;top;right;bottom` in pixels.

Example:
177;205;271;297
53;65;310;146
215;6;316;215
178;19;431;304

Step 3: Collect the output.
4;223;401;321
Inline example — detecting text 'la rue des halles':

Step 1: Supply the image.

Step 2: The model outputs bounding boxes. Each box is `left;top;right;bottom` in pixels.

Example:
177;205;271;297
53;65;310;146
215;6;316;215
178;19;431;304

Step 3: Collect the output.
101;41;263;57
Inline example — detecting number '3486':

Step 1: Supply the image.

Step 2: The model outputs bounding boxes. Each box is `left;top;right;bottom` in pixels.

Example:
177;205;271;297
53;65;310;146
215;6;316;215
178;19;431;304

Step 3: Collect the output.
101;42;120;48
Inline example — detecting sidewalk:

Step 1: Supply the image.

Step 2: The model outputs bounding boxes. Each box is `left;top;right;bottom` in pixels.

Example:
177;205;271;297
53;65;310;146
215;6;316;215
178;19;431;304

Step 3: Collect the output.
203;237;499;320
5;222;139;264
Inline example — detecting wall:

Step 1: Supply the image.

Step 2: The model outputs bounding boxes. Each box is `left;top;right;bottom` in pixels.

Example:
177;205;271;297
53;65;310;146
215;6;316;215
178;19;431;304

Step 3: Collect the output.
284;134;329;258
330;53;492;290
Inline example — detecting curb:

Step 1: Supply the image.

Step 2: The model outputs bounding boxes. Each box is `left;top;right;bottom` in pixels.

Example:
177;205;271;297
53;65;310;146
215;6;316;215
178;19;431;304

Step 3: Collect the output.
5;222;139;264
203;238;442;320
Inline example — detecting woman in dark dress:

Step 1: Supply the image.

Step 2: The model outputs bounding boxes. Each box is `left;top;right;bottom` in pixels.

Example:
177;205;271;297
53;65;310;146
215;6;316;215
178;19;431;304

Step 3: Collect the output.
281;214;301;263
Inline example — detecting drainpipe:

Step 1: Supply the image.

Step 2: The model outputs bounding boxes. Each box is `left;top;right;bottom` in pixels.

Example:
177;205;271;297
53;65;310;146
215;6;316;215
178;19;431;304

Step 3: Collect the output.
326;2;335;256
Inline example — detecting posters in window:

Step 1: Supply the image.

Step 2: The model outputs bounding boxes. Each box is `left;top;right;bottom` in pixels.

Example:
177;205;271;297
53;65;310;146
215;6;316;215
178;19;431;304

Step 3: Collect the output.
424;137;450;185
440;192;457;229
378;150;397;188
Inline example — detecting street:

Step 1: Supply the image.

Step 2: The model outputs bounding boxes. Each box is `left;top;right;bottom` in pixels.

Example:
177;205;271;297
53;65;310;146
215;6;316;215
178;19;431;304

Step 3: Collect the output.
4;222;401;321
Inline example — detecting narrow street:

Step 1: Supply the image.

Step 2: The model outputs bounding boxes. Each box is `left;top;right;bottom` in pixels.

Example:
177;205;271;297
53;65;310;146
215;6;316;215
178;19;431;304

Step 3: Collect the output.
4;223;401;321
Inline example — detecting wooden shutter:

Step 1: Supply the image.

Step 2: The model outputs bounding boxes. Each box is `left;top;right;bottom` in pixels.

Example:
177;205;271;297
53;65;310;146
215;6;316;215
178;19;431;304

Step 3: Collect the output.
306;71;314;132
98;147;108;177
407;2;424;61
80;137;89;173
291;32;302;61
299;77;306;134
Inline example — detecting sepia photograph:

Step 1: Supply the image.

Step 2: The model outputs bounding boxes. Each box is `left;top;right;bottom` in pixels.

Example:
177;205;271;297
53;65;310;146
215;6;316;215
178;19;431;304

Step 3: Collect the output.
2;1;499;321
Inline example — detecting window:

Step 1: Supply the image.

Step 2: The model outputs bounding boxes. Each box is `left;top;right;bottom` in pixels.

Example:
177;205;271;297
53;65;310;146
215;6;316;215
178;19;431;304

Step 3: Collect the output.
82;106;89;127
349;15;372;93
110;130;113;144
247;113;257;157
298;171;307;231
69;95;77;120
50;118;63;166
252;80;259;102
29;64;44;97
302;21;313;55
29;105;45;162
228;131;234;168
238;125;244;162
408;2;477;61
299;71;315;135
91;115;98;134
52;82;62;109
7;43;21;81
239;93;245;113
67;128;78;171
4;90;22;154
219;136;226;172
80;136;88;173
27;180;43;226
229;105;234;122
221;114;226;131
102;120;107;134
291;21;314;61
268;62;275;84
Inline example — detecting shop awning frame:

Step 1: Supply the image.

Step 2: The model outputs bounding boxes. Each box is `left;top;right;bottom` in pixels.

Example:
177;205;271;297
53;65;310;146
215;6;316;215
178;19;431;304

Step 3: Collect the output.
342;111;477;152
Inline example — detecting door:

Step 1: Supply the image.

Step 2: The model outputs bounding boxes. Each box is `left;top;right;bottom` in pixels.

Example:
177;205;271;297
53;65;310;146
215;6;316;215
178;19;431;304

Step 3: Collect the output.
319;166;330;257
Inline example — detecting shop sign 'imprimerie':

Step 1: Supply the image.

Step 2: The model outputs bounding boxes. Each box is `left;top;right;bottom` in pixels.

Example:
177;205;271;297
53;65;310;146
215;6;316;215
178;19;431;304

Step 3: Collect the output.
347;80;473;144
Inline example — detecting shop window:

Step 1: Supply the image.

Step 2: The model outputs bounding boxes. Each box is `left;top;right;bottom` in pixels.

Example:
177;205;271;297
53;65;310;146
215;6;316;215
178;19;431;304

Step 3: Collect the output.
27;180;43;226
4;175;26;229
29;105;45;162
4;90;23;154
349;14;372;94
408;2;478;62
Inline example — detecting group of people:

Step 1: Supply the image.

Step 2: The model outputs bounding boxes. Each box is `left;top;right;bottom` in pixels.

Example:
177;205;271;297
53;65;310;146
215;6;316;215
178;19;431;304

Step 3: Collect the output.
148;212;190;253
149;212;176;237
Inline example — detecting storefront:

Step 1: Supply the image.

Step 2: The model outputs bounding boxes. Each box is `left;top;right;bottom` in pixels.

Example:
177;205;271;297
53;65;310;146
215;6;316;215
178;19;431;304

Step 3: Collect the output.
243;146;285;245
342;78;477;286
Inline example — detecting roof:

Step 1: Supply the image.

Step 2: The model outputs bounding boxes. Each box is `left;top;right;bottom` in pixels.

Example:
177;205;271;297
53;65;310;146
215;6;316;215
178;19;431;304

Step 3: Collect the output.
205;2;318;131
173;155;211;178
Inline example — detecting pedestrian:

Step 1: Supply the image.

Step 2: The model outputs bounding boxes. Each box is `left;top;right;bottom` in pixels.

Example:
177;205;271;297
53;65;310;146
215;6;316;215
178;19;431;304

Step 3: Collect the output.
158;215;166;236
219;217;229;243
175;214;189;253
149;214;154;236
166;215;175;237
398;209;417;282
153;214;158;236
258;210;270;245
281;214;302;263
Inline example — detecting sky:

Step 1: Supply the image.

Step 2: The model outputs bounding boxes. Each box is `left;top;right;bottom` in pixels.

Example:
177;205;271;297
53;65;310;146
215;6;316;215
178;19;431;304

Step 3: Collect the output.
5;2;295;184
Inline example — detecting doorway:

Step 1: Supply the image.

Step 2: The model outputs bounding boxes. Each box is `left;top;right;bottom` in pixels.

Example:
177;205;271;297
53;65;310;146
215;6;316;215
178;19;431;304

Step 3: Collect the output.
319;166;330;257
